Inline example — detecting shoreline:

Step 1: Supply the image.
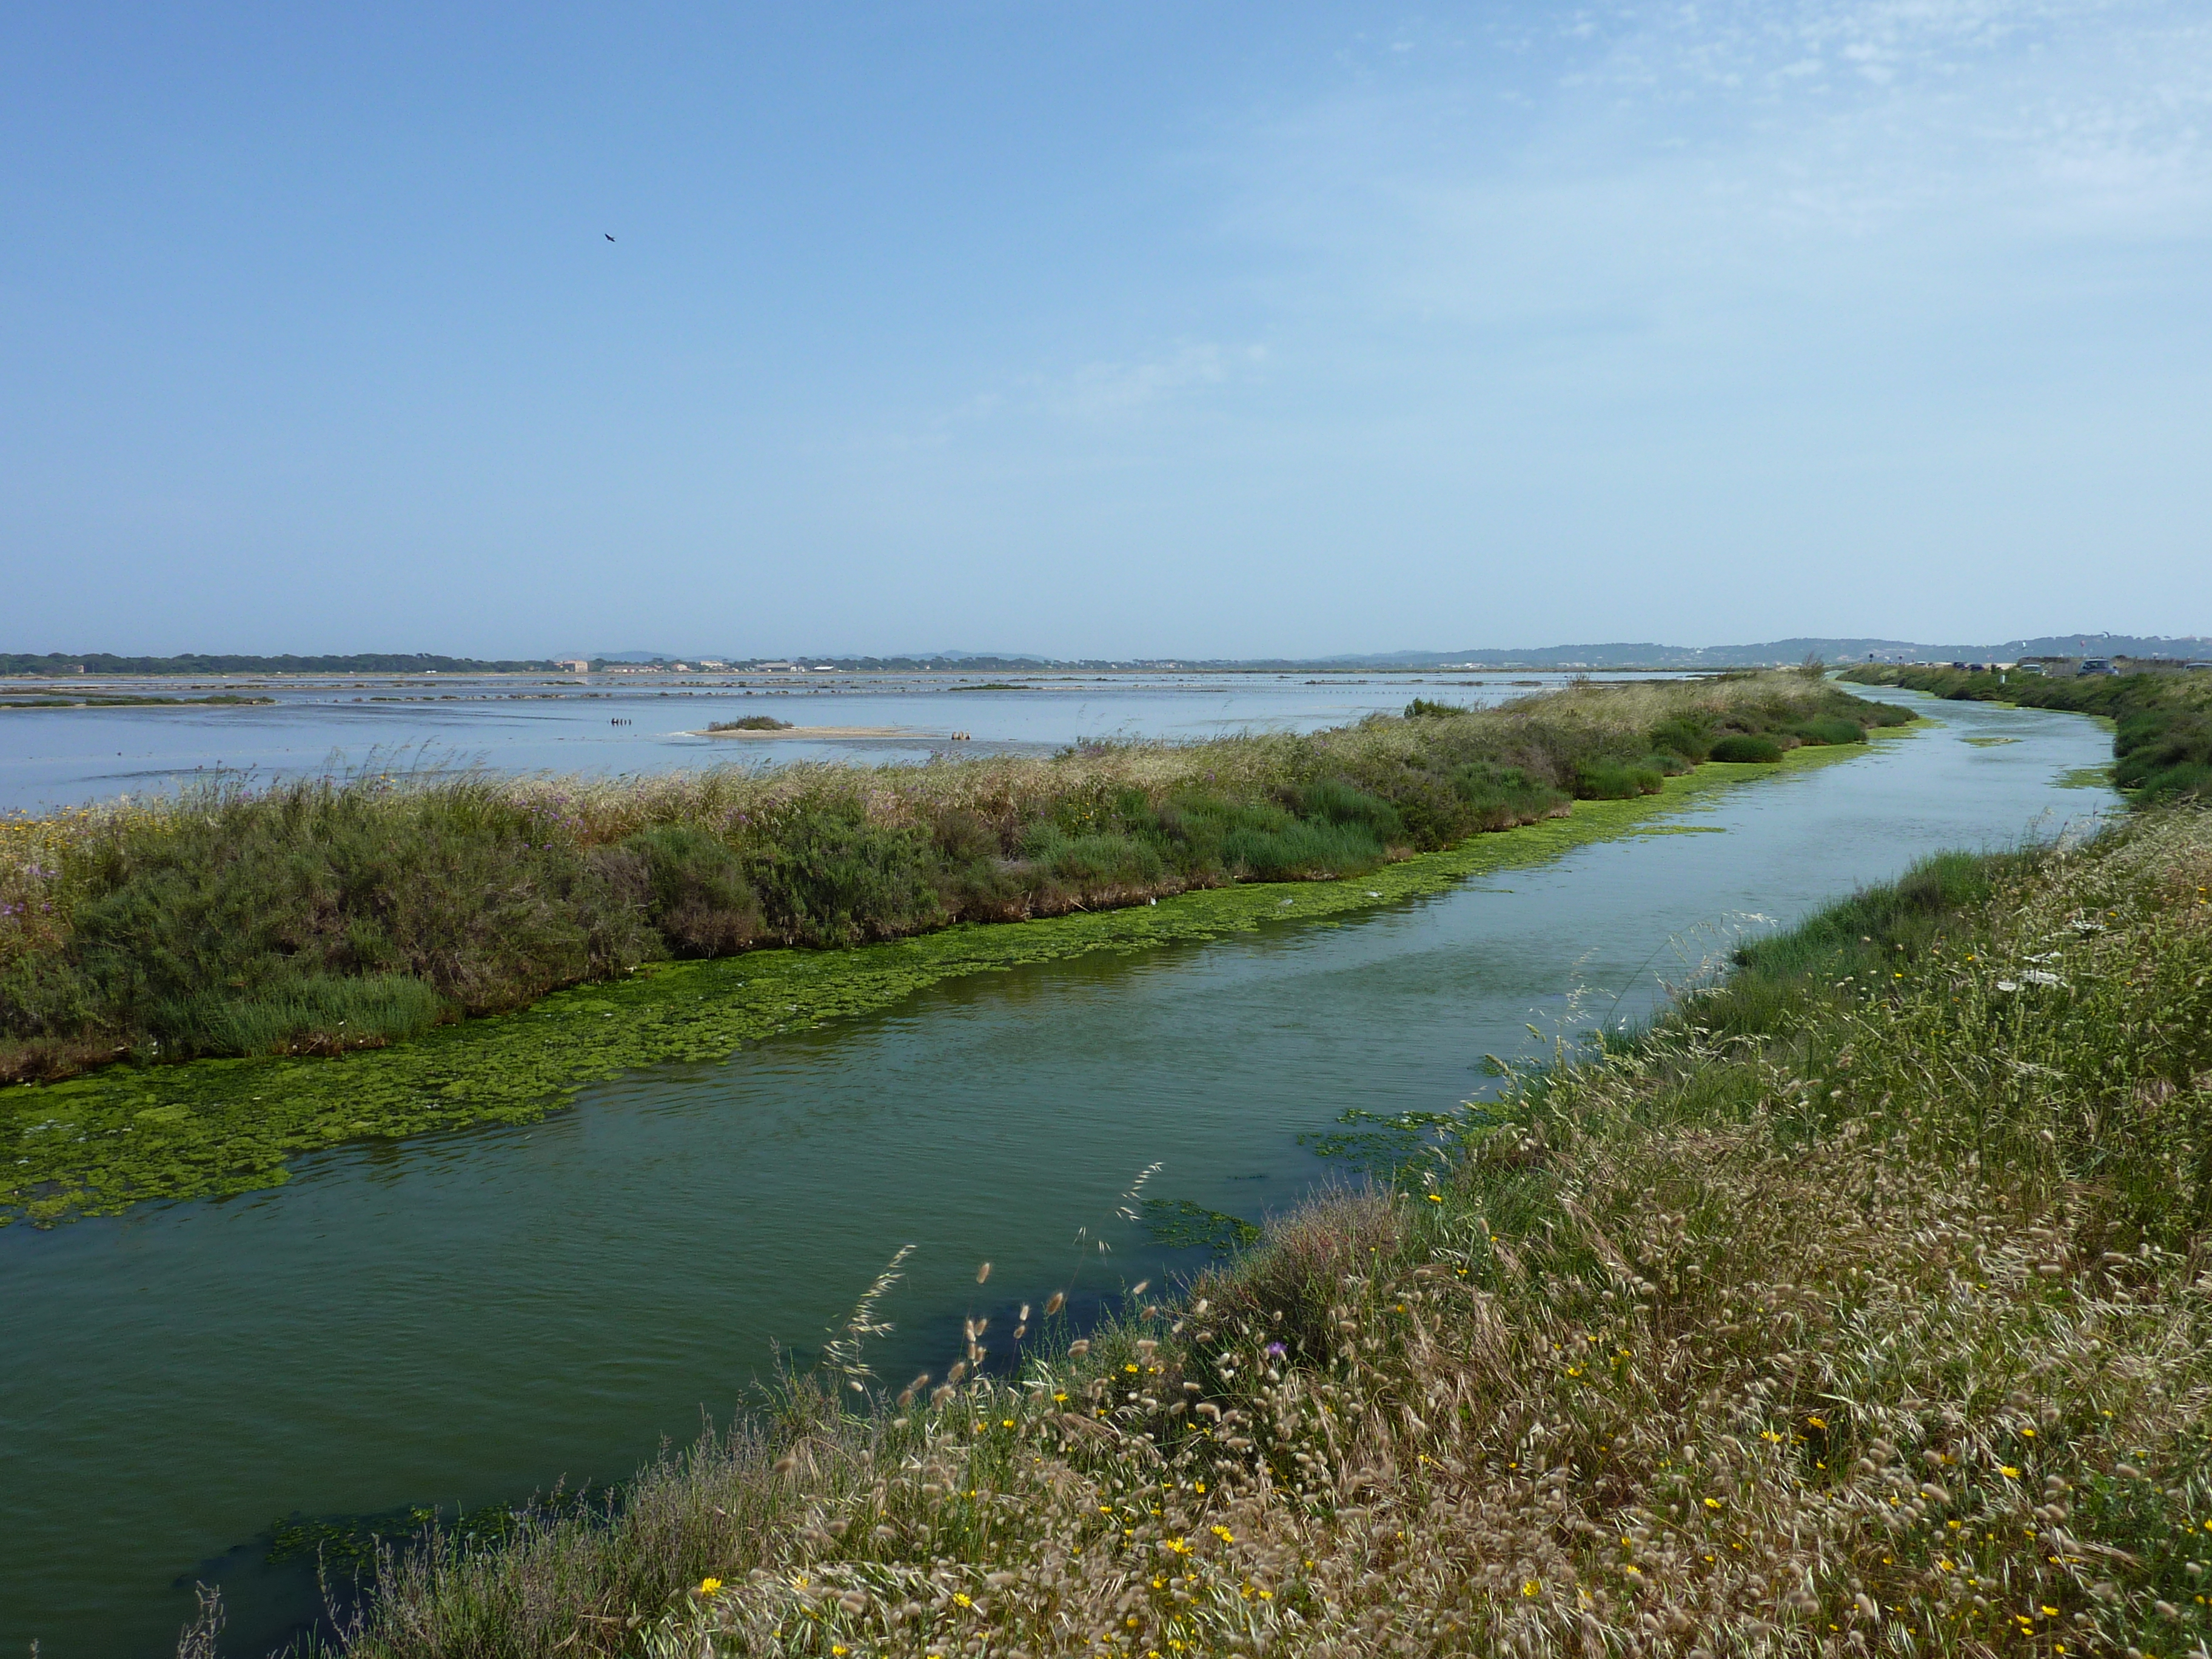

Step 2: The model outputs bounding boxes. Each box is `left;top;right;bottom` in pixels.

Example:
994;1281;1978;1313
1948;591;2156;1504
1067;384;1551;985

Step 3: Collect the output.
2;728;1916;1227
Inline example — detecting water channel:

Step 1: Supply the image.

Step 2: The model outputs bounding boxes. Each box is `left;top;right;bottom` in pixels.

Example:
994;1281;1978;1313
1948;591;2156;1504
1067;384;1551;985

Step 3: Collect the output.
0;688;2116;1655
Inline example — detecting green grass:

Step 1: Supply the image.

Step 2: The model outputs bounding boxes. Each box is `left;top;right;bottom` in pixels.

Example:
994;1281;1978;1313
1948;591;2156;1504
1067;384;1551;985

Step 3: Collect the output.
267;805;2212;1659
705;716;793;731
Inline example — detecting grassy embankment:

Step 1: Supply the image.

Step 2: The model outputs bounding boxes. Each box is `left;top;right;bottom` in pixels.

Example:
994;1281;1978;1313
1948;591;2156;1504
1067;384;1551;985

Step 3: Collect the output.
260;802;2212;1659
2;675;1907;1223
1842;664;2212;800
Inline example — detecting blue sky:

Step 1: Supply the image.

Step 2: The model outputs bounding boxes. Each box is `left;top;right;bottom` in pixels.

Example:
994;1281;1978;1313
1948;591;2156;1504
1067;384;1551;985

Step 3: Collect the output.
4;2;2208;658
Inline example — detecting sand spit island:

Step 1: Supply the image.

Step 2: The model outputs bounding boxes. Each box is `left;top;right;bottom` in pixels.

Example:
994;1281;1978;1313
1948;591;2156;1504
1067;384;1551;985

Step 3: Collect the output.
697;717;919;739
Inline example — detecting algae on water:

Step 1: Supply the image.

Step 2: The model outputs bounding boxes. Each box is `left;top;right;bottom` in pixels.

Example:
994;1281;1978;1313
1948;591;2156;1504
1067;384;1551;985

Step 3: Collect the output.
1142;1199;1262;1253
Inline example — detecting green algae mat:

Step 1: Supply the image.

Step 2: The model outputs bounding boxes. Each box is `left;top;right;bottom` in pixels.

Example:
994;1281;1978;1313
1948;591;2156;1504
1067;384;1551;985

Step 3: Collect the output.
1;739;1909;1225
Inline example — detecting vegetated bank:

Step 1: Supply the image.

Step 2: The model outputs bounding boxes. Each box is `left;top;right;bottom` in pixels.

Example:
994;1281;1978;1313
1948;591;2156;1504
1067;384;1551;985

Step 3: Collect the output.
1843;662;2212;800
247;805;2212;1659
3;736;1894;1227
2;674;1909;1225
1;671;1895;1085
0;692;275;711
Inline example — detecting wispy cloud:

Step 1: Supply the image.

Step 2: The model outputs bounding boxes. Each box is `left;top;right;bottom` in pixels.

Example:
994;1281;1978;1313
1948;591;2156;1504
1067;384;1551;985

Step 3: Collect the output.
1044;343;1267;420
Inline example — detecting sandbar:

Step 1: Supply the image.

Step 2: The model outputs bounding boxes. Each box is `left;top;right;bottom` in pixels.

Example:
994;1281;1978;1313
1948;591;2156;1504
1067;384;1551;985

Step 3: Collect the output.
693;725;919;739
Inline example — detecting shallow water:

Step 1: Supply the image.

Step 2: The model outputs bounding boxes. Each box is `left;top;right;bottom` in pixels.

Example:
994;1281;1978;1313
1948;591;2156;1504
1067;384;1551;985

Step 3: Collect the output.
0;689;2115;1655
0;670;1642;812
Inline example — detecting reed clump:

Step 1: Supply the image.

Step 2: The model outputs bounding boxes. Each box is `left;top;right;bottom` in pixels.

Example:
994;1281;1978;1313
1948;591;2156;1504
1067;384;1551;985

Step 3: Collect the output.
1;675;1900;1082
286;806;2212;1659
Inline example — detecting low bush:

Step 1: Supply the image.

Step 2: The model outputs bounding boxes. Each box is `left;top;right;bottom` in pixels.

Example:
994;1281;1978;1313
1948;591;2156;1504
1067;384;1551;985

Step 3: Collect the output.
1573;759;1665;799
1708;733;1785;762
1789;714;1866;746
1287;778;1404;844
1647;714;1712;760
743;803;945;947
623;825;763;956
1449;762;1569;830
152;971;445;1059
706;716;793;732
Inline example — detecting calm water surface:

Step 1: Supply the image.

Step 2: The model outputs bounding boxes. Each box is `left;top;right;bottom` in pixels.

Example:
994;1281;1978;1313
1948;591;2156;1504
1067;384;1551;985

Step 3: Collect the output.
0;689;2114;1655
0;671;1641;812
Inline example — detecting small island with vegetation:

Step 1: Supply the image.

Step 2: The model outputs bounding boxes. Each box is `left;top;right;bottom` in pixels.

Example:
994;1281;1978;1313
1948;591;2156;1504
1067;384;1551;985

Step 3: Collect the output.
705;715;795;732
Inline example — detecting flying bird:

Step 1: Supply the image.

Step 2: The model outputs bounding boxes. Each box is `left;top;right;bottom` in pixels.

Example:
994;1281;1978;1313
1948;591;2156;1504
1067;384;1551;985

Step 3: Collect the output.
605;233;615;241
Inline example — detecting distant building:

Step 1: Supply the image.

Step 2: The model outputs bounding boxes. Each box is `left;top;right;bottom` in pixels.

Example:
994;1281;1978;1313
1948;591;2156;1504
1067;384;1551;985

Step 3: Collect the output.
556;659;591;674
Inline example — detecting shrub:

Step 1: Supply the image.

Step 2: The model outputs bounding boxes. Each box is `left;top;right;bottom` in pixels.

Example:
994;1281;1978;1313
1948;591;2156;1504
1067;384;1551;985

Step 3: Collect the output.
929;809;1008;865
2113;709;2212;793
1788;715;1866;746
55;781;653;1041
623;824;763;956
2129;759;2212;802
1024;828;1167;891
707;716;793;732
1142;794;1386;879
1708;734;1784;763
939;856;1041;922
743;802;945;946
1647;716;1712;760
1402;697;1466;718
1289;778;1405;844
150;971;445;1058
1574;759;1665;799
1220;817;1387;879
1449;762;1569;830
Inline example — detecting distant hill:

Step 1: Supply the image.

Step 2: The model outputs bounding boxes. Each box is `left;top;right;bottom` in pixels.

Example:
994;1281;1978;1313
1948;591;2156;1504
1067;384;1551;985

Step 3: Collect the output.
737;636;2212;671
1307;635;2212;669
0;652;556;676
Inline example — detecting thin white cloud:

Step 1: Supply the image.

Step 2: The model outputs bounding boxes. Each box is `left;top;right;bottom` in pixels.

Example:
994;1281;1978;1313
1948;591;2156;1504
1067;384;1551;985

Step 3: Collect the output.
1047;343;1265;420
